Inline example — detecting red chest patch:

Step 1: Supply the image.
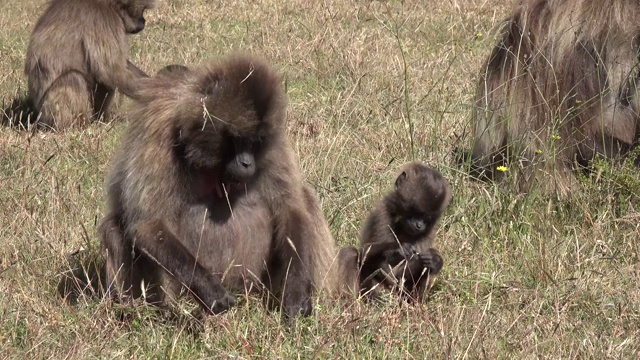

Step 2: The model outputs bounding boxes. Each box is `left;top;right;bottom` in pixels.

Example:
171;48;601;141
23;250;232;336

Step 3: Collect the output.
197;171;245;199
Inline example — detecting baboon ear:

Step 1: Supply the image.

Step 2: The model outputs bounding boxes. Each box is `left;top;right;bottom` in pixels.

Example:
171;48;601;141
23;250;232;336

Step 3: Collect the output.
395;171;407;189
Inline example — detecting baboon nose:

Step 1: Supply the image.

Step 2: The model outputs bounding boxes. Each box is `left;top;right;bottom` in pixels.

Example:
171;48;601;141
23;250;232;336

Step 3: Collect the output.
241;160;252;168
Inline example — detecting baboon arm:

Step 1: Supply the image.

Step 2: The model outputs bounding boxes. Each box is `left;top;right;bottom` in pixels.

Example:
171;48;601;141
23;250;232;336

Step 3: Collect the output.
84;36;145;99
99;214;132;295
358;241;399;284
276;206;315;319
127;60;149;78
360;240;403;265
133;219;233;313
98;59;144;99
361;240;400;257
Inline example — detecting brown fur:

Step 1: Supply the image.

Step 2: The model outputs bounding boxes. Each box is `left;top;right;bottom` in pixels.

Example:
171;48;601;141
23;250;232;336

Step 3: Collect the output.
156;64;191;78
464;0;640;194
339;162;451;301
24;0;157;130
99;54;337;320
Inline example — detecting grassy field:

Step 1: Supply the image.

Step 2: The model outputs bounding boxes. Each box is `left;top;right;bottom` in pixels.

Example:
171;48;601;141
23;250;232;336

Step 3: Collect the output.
2;0;640;358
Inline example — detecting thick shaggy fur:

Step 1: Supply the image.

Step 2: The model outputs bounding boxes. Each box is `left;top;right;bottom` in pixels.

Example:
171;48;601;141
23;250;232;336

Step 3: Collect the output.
99;54;337;319
466;0;640;194
24;0;156;130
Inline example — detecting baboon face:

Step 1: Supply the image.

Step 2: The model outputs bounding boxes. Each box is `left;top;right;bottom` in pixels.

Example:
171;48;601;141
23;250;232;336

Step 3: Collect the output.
387;165;450;237
222;136;260;181
118;0;157;34
177;93;279;188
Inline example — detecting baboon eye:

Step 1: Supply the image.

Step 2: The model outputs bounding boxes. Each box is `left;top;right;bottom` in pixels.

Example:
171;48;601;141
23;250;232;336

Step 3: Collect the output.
252;131;270;146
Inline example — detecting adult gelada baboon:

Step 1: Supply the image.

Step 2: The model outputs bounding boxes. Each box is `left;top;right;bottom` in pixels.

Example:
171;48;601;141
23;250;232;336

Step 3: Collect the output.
99;54;337;320
462;0;640;194
24;0;157;130
338;162;451;301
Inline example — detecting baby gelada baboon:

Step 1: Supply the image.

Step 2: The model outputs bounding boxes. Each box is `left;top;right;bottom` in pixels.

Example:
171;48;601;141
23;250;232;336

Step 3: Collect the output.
24;0;157;130
339;162;451;301
99;54;337;321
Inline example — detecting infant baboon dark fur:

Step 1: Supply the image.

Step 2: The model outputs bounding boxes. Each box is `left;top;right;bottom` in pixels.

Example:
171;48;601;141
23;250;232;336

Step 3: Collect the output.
99;54;336;320
339;162;451;301
24;0;157;130
461;0;640;195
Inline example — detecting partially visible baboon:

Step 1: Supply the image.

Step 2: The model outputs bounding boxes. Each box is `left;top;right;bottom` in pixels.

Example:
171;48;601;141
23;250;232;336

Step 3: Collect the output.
99;54;337;321
461;0;640;194
24;0;157;130
339;162;451;301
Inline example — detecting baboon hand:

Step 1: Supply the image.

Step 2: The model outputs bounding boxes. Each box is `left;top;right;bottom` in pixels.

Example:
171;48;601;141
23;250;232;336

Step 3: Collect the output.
386;242;417;265
283;289;313;320
206;290;236;315
401;243;418;258
418;249;443;275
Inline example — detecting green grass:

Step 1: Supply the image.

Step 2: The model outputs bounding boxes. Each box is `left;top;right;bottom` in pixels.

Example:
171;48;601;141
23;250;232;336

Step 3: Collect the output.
1;0;640;358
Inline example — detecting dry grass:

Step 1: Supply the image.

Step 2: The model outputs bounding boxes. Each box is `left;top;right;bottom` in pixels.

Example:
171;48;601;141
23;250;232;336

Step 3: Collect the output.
1;0;640;358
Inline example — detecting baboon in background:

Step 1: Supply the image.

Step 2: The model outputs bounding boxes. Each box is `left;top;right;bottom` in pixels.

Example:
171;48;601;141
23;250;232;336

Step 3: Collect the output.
461;0;640;194
339;162;451;301
99;54;337;320
24;0;157;130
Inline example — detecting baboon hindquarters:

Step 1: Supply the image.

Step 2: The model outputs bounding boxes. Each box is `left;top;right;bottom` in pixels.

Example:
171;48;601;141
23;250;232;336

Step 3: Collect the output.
34;72;93;129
